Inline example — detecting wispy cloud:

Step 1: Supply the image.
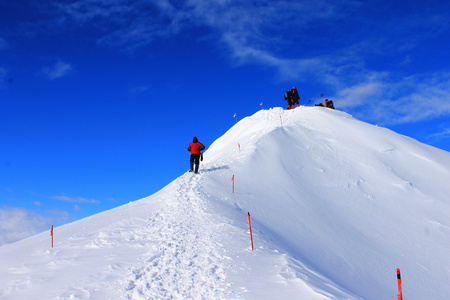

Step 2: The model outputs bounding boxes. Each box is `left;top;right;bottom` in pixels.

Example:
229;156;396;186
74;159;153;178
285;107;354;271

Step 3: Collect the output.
49;0;450;125
335;72;450;125
0;207;51;246
181;1;450;126
428;126;450;144
42;60;73;80
56;0;136;23
55;0;186;52
52;0;361;68
45;208;71;221
51;195;100;204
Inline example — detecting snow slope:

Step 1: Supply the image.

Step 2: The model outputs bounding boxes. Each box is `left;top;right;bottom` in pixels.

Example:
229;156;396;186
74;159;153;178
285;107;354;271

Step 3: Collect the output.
1;107;449;300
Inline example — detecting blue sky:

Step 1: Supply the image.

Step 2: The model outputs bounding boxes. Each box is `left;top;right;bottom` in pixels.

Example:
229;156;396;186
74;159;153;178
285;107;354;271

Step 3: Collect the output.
1;0;450;245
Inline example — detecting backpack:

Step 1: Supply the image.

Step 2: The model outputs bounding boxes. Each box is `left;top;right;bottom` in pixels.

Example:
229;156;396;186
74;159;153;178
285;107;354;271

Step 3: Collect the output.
284;90;291;100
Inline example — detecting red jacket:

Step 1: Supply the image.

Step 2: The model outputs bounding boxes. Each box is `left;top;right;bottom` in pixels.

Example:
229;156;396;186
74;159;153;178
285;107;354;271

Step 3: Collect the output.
188;142;205;154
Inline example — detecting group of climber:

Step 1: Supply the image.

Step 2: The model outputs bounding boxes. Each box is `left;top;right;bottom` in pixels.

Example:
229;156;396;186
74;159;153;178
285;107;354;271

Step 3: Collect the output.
284;87;335;110
284;87;300;110
315;99;335;109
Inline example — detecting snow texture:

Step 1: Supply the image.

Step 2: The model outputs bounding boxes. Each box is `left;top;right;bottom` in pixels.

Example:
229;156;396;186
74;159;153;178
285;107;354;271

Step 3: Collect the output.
1;107;449;299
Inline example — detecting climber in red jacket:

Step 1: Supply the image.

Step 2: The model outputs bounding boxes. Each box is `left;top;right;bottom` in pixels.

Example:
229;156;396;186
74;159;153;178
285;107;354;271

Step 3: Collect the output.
188;136;205;174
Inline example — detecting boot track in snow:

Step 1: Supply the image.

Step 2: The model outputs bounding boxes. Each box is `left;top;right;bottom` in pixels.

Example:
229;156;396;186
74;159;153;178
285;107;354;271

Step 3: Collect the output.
124;173;230;299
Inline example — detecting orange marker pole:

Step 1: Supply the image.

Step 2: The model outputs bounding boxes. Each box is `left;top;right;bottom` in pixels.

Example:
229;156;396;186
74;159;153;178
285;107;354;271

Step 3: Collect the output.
231;175;235;194
238;143;241;152
50;225;54;248
397;268;403;300
247;212;254;250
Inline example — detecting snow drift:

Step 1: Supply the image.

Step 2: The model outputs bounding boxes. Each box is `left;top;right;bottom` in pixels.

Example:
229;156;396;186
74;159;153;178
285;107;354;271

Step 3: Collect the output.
1;107;449;300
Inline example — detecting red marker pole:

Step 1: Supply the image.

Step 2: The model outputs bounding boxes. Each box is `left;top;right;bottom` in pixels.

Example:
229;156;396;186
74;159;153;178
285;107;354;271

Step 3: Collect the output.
50;225;54;248
397;268;403;300
231;175;235;194
247;212;254;250
238;143;241;152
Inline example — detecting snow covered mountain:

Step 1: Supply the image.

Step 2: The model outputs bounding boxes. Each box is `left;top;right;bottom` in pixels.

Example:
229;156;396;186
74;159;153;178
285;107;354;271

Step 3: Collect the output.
1;107;449;300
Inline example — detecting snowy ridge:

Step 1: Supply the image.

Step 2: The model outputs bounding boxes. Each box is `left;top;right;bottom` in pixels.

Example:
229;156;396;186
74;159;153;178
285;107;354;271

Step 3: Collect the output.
1;107;450;299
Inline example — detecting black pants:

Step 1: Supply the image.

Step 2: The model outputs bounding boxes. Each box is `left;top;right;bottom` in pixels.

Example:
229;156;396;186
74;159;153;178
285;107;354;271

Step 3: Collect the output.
190;154;200;172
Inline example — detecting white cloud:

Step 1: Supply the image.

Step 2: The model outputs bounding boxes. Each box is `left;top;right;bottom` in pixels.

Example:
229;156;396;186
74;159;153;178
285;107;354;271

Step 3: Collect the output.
56;0;130;24
52;195;100;204
51;0;450;125
55;0;355;55
45;208;71;221
336;79;386;108
177;1;450;127
428;126;450;143
42;60;73;80
334;72;450;125
0;207;51;246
